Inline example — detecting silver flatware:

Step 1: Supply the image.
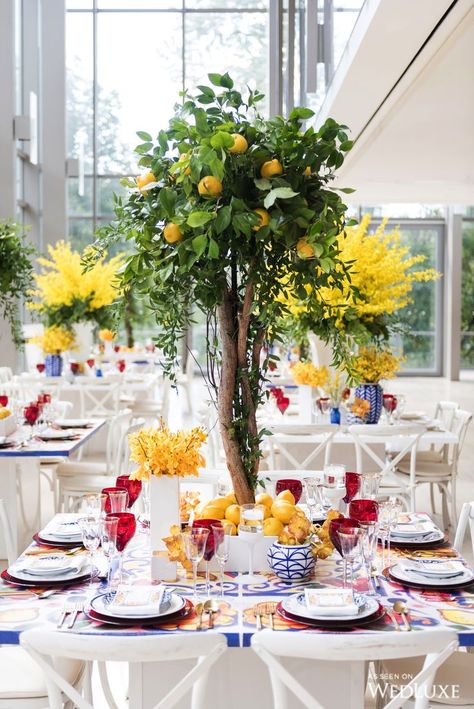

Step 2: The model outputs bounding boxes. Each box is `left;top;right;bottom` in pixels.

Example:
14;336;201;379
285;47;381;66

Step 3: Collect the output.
203;599;219;629
384;605;401;631
67;601;83;629
57;601;76;629
194;602;204;630
393;601;412;631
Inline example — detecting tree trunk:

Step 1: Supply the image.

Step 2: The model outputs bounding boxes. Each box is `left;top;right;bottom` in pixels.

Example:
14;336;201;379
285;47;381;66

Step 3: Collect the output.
217;290;255;504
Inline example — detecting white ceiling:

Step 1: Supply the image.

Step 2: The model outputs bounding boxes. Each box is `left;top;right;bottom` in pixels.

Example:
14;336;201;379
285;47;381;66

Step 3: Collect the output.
319;0;474;204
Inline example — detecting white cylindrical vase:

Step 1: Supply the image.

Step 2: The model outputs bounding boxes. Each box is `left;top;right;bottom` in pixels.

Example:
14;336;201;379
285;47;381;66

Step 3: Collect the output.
150;475;180;581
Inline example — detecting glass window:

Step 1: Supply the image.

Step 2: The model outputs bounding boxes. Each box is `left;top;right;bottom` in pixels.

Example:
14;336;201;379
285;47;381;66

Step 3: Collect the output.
66;11;94;173
69;218;95;251
68;177;93;216
461;217;474;369
98;176;130;216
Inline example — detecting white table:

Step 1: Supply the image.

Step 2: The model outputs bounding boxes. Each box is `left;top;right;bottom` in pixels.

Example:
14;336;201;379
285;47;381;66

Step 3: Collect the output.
0;419;106;557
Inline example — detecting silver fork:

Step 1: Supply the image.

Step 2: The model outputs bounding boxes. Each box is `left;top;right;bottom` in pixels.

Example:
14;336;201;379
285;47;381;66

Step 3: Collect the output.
57;601;76;629
67;601;83;629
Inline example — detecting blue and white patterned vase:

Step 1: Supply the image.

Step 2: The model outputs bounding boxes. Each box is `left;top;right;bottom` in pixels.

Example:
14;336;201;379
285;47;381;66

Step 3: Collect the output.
354;383;383;424
44;354;63;377
267;542;315;582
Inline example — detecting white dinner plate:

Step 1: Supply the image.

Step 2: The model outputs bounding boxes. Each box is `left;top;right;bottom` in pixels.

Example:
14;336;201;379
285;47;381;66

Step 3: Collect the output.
282;593;378;622
14;554;81;576
8;561;89;583
390;529;445;545
389;563;474;587
391;523;438;538
90;590;183;619
38;429;78;440
39;528;82;542
401;559;468;578
55;419;93;428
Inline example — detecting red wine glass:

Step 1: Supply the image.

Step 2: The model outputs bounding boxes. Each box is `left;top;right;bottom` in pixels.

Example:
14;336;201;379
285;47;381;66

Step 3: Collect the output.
105;512;136;583
116;475;142;508
86;358;95;369
36;363;45;374
349;499;379;524
277;396;290;414
343;472;361;505
275;478;303;503
0;395;8;408
193;518;222;596
113;345;121;353
24;402;40;440
117;359;126;373
102;487;128;513
70;362;79;375
329;517;360;555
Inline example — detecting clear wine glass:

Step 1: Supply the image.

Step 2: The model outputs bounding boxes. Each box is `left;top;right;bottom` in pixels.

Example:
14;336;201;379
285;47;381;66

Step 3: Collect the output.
182;527;209;601
337;527;364;591
101;515;118;589
102;487;128;513
212;523;233;598
359;521;379;595
82;493;106;520
78;516;101;586
303;476;324;520
238;504;265;584
387;498;403;567
378;501;393;571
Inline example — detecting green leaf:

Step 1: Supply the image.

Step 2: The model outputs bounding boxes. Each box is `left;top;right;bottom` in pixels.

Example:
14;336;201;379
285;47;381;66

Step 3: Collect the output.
136;131;152;142
158;130;168;152
208;73;223;87
158;188;176;218
208;237;219;259
220;72;234;89
135;142;153;154
232;213;252;237
210;132;234;149
289;107;315;121
192;234;208;256
264;187;299;209
338;187;356;194
254;178;272;191
187;211;214;228
196;85;215;98
215;205;232;234
340;140;354;151
198;145;218;165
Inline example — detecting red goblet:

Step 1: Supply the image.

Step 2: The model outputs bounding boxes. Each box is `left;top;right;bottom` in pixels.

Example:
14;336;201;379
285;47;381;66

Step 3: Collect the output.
343;472;361;505
102;487;128;514
37;392;51;405
70;362;79;375
329;517;360;555
24;402;40;440
86;358;95;369
36;363;45;374
117;359;126;373
0;395;8;408
113;345;121;353
193;518;222;596
275;478;303;504
277;396;290;414
116;475;142;508
105;512;136;583
349;499;379;524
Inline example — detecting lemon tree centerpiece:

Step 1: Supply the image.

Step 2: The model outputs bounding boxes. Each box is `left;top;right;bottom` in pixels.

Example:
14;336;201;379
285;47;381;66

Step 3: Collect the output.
92;73;354;504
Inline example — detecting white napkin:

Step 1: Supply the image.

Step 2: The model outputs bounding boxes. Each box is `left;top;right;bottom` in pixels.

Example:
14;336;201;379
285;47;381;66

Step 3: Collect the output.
108;585;166;616
392;522;437;538
43;516;82;539
400;559;466;578
16;554;86;577
304;588;359;617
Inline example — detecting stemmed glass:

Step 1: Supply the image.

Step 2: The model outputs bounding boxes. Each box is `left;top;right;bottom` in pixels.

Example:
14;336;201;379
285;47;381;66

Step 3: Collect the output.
193;519;222;597
212;523;233;598
383;395;397;424
105;512;136;584
329;517;360;586
343;472;361;512
137;480;150;534
102;487;128;513
360;472;382;500
378;500;402;570
23;402;40;440
349;499;379;523
275;479;303;503
321;465;346;512
394;395;405;420
238;504;265;584
81;493;107;520
0;395;8;408
36;363;45;374
359;521;379;595
101;516;118;589
116;475;142;509
303;477;324;520
338;527;364;591
314;397;330;422
78;516;101;586
182;527;209;601
386;498;402;568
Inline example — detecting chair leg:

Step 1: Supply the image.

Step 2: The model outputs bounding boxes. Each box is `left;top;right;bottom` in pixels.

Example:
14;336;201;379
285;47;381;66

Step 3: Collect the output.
440;484;450;531
429;483;436;515
450;477;457;529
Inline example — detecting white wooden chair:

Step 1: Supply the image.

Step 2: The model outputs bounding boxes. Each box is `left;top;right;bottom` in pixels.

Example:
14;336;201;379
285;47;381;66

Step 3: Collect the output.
454;501;474;557
348;424;425;511
397;410;472;527
251;628;458;709
266;424;337;471
20;628;226;709
78;383;120;418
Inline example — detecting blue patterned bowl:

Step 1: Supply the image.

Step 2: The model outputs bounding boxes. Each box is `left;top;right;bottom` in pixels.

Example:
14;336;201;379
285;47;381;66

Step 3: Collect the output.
267;542;315;582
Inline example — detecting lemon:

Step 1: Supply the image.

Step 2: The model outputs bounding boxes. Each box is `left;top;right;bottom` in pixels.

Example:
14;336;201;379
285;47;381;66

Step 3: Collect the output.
223;492;237;506
260;159;283;179
198;176;222;198
255;492;273;508
263;517;284;536
252;208;270;232
271;500;296;524
163;223;183;244
210;497;230;511
262;505;271;520
223;521;237;536
296;238;315;258
228;133;248;154
200;505;225;520
0;408;11;420
225;504;241;526
277;489;296;505
136;172;156;191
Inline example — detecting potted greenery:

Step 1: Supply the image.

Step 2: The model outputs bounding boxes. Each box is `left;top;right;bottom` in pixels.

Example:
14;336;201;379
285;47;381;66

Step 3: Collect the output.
0;221;35;349
91;73;354;503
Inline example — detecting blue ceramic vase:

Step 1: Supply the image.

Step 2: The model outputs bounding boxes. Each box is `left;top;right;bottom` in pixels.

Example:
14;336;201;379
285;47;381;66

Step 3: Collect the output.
267;542;315;582
44;354;63;377
353;383;383;424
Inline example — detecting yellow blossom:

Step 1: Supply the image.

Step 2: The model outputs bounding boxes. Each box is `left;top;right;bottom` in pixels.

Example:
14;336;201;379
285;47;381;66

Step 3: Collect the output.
291;362;328;387
128;420;207;481
352;347;401;384
30;325;76;354
99;329;115;342
351;397;371;420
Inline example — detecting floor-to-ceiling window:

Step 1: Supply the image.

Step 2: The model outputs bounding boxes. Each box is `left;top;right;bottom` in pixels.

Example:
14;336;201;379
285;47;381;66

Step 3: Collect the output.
66;0;269;249
461;207;474;370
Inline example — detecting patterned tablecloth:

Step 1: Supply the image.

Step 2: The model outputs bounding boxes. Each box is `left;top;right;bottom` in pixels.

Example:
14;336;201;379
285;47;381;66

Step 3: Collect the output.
1;525;474;648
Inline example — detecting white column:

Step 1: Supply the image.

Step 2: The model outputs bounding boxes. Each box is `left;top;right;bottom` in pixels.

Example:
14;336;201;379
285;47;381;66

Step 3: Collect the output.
444;211;462;381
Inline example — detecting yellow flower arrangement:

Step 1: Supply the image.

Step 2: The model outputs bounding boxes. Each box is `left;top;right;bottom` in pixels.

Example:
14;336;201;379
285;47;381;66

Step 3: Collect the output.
324;370;349;406
128;421;207;481
31;325;76;354
99;329;115;342
29;241;124;327
352;347;401;384
350;397;371;420
291;361;328;388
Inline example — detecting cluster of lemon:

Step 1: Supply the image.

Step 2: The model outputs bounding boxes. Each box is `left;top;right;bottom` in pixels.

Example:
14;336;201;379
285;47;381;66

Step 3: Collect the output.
311;509;340;559
137;133;315;258
194;488;307;537
0;407;11;420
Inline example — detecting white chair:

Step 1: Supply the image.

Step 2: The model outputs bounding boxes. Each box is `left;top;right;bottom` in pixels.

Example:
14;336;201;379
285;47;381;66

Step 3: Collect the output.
454;501;474;557
78;383;120;418
0;498;16;566
348;424;425;511
129;375;172;424
0;367;13;384
266;424;337;471
251;628;458;709
20;628;226;709
397;410;473;528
